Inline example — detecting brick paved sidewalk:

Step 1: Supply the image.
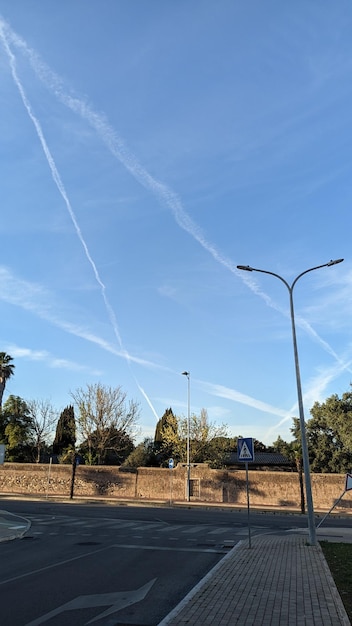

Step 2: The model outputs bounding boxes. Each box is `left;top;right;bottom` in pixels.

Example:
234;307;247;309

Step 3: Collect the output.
158;534;350;626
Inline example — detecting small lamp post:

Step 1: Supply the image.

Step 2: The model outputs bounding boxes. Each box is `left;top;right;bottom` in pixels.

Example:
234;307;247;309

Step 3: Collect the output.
181;371;191;501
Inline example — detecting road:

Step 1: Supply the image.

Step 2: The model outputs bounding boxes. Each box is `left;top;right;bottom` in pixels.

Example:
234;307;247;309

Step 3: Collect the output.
0;498;344;625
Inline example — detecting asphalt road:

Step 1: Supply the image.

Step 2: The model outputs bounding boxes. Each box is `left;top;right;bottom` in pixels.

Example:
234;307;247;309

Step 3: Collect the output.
0;498;347;626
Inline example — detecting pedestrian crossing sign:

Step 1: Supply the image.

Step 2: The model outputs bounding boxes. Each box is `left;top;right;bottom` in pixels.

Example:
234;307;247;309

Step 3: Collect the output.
237;438;254;462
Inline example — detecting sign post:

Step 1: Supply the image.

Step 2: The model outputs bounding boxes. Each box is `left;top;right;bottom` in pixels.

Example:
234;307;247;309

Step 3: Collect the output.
317;473;352;528
237;438;254;548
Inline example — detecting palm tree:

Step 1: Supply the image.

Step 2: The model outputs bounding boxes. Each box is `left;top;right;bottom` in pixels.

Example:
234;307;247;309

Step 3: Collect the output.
0;353;15;408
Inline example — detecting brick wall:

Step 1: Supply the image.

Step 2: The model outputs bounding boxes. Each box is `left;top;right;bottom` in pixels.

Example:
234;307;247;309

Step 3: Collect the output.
0;462;350;512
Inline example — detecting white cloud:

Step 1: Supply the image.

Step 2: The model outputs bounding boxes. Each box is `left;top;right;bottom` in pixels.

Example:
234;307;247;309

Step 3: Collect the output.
0;265;161;368
5;344;99;373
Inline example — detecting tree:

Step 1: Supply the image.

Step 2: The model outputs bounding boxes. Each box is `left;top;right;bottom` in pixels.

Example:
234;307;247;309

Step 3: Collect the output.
154;408;229;467
1;395;33;461
53;405;76;457
154;408;179;465
27;399;57;463
180;408;229;465
307;390;352;473
79;427;134;465
122;438;157;469
0;352;15;408
206;436;237;469
71;383;140;465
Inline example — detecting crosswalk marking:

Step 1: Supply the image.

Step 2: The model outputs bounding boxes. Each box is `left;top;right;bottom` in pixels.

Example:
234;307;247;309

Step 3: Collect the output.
112;543;226;553
208;528;232;535
181;525;205;534
27;515;251;539
130;522;166;531
157;525;185;533
85;520;136;529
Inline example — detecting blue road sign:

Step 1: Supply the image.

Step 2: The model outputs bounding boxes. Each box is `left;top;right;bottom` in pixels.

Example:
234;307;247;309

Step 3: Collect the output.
168;458;174;469
237;438;254;462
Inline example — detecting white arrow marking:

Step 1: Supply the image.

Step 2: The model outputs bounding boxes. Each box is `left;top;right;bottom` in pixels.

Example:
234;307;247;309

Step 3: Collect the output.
25;578;156;626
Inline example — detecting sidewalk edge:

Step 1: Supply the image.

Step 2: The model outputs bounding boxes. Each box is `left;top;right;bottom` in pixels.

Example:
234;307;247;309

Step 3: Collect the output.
157;539;245;626
317;542;351;626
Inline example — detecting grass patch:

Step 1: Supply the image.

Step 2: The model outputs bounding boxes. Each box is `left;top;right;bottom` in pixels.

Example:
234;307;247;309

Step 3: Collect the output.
320;541;352;621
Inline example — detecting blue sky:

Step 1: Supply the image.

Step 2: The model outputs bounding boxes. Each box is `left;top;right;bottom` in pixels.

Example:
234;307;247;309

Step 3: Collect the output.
0;1;351;447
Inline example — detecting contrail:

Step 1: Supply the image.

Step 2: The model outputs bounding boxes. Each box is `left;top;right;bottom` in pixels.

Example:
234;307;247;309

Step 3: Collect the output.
265;355;352;439
197;380;290;419
0;30;123;352
239;272;351;368
136;383;159;420
0;16;348;422
0;23;160;418
0;265;167;369
0;17;240;275
4;16;344;369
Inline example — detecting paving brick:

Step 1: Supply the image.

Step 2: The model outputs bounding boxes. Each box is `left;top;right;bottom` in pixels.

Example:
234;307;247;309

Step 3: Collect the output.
158;535;351;626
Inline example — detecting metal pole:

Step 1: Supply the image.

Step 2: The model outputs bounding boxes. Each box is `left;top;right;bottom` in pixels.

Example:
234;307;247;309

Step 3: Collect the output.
182;371;191;502
237;259;343;546
245;461;251;549
46;457;52;499
316;490;345;529
288;285;316;545
170;467;173;505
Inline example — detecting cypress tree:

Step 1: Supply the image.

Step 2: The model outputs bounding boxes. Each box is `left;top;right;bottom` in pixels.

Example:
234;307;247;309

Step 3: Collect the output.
154;407;175;445
53;405;76;455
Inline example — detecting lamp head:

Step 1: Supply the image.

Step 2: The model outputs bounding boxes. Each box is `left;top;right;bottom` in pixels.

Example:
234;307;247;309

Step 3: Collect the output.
181;371;190;377
327;258;344;266
237;265;253;272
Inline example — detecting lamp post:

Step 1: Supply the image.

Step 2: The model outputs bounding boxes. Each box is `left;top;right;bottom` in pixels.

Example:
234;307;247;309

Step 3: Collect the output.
237;259;343;546
181;371;191;502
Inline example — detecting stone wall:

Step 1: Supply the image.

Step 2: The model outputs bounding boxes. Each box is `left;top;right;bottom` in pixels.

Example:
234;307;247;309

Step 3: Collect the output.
0;462;351;512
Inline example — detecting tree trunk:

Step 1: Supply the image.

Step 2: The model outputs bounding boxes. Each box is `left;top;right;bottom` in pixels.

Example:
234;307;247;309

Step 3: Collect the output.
296;456;305;514
0;380;5;408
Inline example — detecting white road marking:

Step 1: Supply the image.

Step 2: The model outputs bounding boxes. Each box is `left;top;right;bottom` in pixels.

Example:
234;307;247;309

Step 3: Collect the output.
25;578;157;626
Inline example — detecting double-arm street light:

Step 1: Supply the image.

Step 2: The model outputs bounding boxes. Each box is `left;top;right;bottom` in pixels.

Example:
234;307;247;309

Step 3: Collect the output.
181;371;191;502
237;259;344;546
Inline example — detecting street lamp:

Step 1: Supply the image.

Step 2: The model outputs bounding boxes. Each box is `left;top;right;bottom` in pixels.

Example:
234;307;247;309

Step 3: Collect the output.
181;371;191;502
237;259;344;546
